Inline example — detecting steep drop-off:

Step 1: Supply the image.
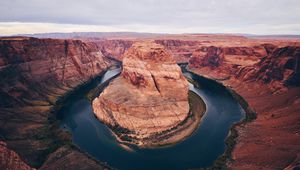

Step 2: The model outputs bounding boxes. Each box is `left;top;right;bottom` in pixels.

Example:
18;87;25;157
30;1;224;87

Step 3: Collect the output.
0;37;111;169
1;34;300;169
188;43;300;169
94;39;133;61
189;45;300;91
155;36;300;168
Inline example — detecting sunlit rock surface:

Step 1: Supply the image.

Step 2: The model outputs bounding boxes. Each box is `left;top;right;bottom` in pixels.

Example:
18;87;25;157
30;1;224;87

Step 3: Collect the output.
92;41;189;146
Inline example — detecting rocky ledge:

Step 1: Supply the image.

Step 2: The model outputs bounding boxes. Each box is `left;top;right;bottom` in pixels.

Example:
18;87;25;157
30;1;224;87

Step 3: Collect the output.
93;41;203;147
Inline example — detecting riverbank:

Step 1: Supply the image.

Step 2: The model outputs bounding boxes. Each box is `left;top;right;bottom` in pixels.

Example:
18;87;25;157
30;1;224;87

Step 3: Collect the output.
58;66;246;169
184;69;253;169
0;37;118;170
0;68;113;170
189;68;300;170
39;68;116;170
22;67;118;169
46;67;124;169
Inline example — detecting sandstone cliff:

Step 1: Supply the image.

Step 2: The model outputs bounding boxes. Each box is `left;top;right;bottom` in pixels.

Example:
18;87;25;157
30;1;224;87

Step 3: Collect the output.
236;46;300;88
2;34;300;169
0;37;109;107
95;39;133;61
182;38;300;169
92;41;190;147
189;44;300;92
155;39;200;62
0;140;35;170
0;37;110;169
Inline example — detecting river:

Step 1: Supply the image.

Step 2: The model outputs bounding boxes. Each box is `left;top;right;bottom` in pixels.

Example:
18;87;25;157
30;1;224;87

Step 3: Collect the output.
58;68;245;170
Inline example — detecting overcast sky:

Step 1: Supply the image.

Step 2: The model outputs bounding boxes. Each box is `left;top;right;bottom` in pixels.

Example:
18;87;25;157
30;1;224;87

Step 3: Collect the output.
1;0;300;35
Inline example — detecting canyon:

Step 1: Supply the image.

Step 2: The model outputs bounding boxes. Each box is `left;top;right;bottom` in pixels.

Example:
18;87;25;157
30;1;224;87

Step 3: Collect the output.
151;36;300;169
92;41;197;147
0;34;299;169
162;36;300;169
0;37;112;169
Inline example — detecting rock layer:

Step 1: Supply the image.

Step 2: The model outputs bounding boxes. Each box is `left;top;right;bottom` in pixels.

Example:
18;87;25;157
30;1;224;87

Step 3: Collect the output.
236;46;300;87
189;45;300;92
92;41;190;146
96;39;133;61
155;35;300;169
0;37;109;107
0;141;35;170
0;37;111;169
2;34;300;169
183;39;300;169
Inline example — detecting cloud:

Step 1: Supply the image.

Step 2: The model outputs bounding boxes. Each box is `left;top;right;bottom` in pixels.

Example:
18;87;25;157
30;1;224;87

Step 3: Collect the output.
0;0;300;35
2;22;300;36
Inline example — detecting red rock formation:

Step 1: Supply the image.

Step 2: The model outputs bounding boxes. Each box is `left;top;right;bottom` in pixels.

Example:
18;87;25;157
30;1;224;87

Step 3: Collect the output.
95;39;133;61
236;46;300;86
0;37;111;168
155;39;200;62
223;46;267;57
188;43;300;169
189;44;300;91
190;46;225;68
92;41;190;147
0;37;109;107
0;141;35;170
40;146;109;170
1;33;300;169
224;77;300;170
155;39;199;47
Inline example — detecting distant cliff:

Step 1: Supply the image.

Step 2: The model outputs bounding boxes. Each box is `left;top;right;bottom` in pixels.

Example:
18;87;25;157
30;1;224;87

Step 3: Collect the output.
188;44;300;92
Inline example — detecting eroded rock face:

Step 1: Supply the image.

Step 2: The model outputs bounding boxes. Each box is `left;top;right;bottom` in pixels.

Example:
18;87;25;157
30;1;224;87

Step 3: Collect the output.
237;46;300;85
189;44;300;91
0;37;111;168
184;40;300;169
155;39;200;62
92;41;189;146
0;141;35;170
96;39;133;61
190;46;225;68
0;37;109;107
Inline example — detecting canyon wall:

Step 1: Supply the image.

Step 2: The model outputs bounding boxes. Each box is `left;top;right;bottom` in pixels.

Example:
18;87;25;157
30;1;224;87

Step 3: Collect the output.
155;38;299;91
155;36;300;169
155;39;200;62
236;46;300;86
0;37;111;169
0;37;110;107
93;39;133;61
0;140;34;170
177;40;300;169
1;34;299;169
189;45;300;92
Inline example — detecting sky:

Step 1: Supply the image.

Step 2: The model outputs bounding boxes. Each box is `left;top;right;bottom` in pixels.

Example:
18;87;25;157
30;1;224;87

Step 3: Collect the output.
0;0;300;35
